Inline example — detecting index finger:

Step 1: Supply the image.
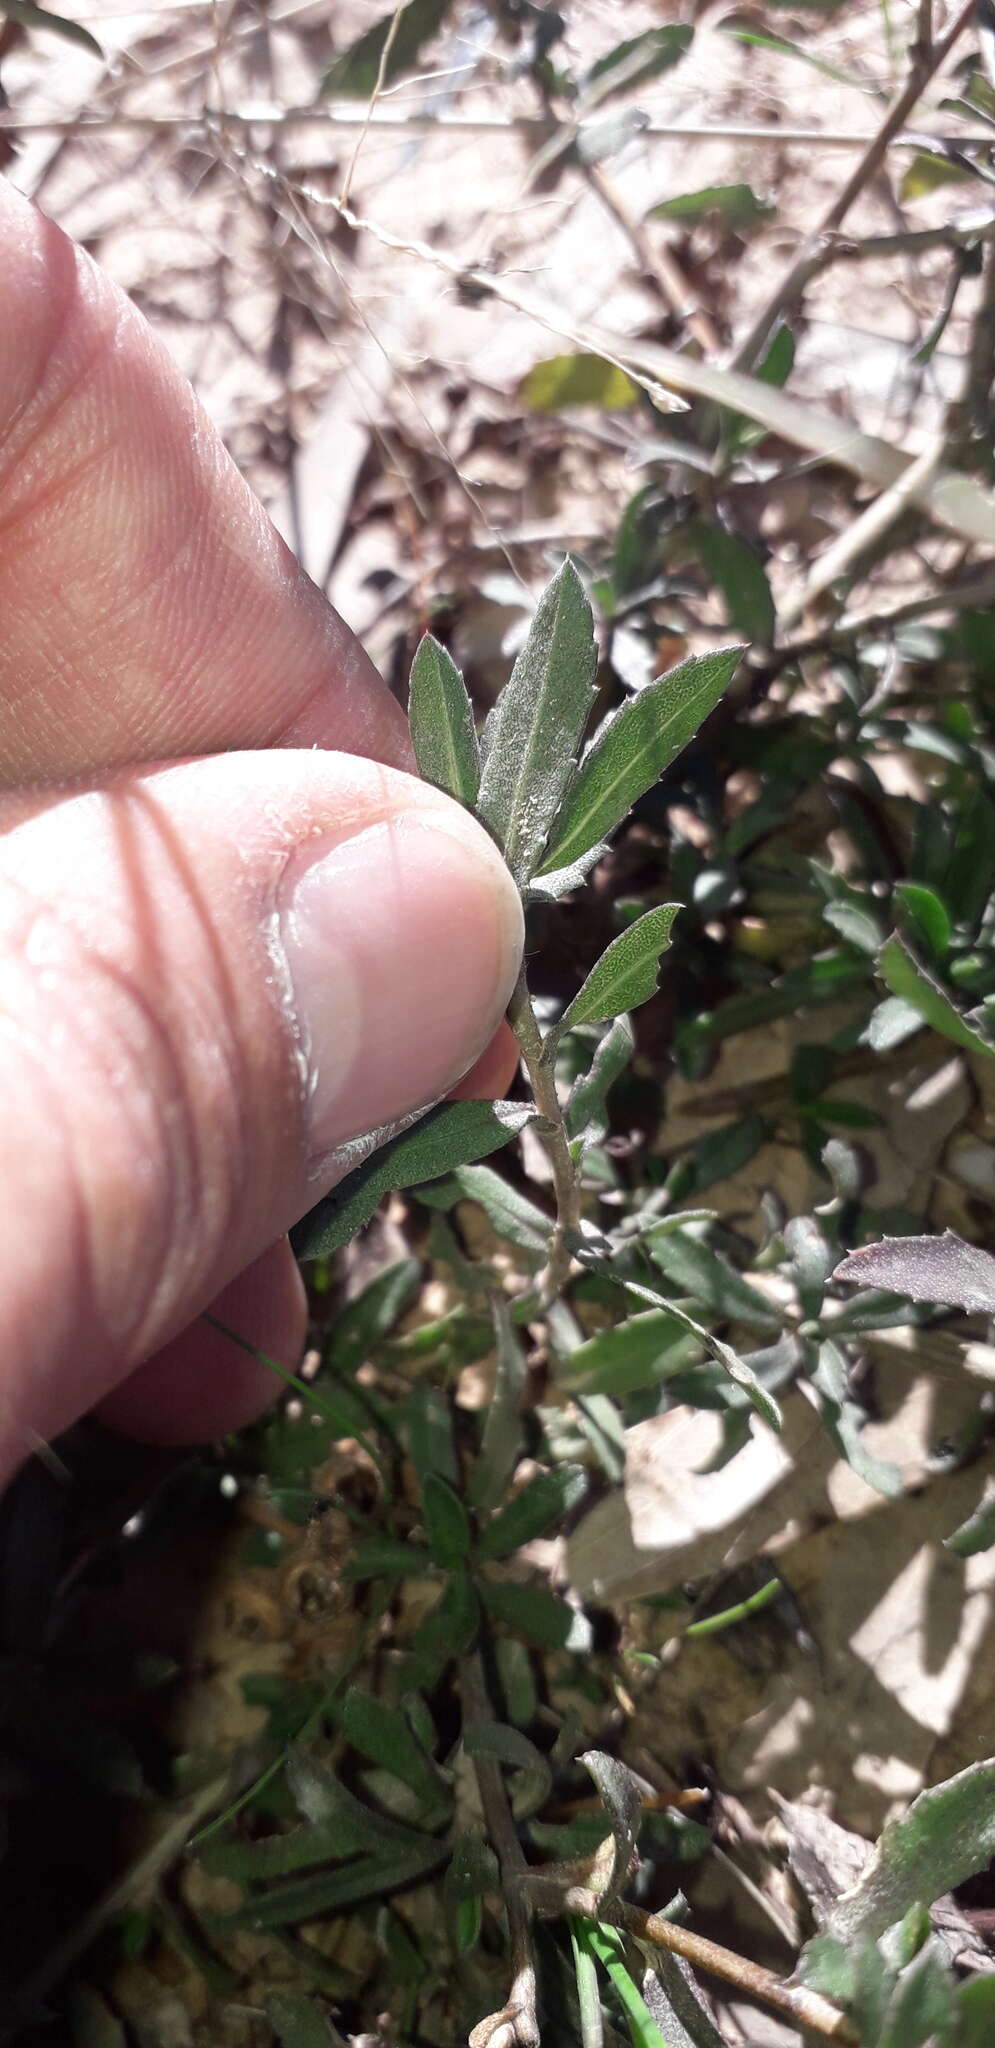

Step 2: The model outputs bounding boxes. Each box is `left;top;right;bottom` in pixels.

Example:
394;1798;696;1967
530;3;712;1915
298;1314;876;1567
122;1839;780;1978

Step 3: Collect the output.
0;176;411;786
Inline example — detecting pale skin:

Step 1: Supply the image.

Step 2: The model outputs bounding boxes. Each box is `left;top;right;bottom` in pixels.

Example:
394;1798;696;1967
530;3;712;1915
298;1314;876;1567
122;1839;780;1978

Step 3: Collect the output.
0;175;524;1488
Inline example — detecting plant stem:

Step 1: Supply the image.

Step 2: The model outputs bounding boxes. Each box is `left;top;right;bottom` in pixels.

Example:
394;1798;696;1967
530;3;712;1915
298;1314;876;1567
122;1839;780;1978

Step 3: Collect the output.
542;1889;859;2044
506;970;581;1306
461;1652;540;2048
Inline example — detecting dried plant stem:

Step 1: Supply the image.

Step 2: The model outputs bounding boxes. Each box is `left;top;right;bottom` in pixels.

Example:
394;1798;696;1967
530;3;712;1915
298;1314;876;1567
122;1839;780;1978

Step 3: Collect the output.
461;1653;540;2048
550;1889;859;2044
5;109;995;149
338;0;405;207
584;162;722;355
781;431;948;628
507;971;580;1305
731;0;977;369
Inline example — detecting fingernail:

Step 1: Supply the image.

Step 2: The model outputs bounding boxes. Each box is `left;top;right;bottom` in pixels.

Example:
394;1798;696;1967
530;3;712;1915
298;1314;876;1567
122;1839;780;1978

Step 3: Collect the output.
278;808;523;1159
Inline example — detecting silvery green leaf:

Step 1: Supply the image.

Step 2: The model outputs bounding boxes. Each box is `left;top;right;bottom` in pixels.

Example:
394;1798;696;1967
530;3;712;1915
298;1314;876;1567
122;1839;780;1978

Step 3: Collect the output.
811;1342;903;1501
556;1309;700;1397
464;1723;552;1820
649;1228;779;1331
480;1576;592;1652
641;1953;726;2048
539;646;742;875
445;1831;500;1903
218;1838;444;1929
559;905;679;1033
834;1230;995;1315
524;841;611;902
408;633;480;805
477;1464;587;1561
576;1253;781;1428
580;1750;642;1907
585;23;693;103
878;934;995;1058
945;1491;995;1557
477;559;598;882
326;1257;422;1375
469;1295;527;1511
268;1993;343;2048
333;1687;445;1812
321;0;451;95
421;1471;471;1567
422;1163;552;1258
822;1760;995;1946
293;1100;533;1258
566;1015;636;1138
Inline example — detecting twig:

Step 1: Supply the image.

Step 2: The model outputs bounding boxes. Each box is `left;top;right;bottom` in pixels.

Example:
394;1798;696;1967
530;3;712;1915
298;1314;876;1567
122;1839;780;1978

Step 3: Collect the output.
780;432;947;628
461;1652;540;2048
537;1887;859;2044
4;108;995;149
731;0;978;369
584;161;722;355
771;562;995;665
507;971;580;1307
338;1;405;208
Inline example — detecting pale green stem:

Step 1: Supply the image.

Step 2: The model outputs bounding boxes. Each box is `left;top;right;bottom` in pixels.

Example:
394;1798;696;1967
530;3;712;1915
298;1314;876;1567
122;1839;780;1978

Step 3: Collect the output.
506;970;581;1307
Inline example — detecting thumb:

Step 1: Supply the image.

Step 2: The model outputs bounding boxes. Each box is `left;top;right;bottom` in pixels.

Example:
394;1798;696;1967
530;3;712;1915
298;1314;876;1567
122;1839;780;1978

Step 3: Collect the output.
0;750;523;1478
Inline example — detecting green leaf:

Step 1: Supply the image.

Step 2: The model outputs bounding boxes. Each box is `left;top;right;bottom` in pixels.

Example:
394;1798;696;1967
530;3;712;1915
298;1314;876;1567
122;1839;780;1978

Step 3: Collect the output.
540;646;742;874
672;521;775;642
469;1295;528;1512
293;1100;534;1258
720;19;871;89
421;1471;471;1567
901;150;976;200
333;1687;444;1810
445;1830;500;1903
574;1921;669;2048
580;1750;642;1905
477;1464;587;1560
648;1232;779;1331
878;1944;955;2048
571;1918;606;2048
823;1759;995;1945
480;1576;592;1652
326;1258;422;1375
893;882;951;960
218;1837;445;1929
404;1385;457;1485
585;24;693;102
640;1950;726;2048
566;1015;636;1138
476;560;598;882
408;1568;479;1685
557;1310;700;1397
408;634;480;805
520;354;641;411
267;1994;338;2048
954;1975;995;2047
723;323;796;453
578;1256;782;1428
811;1342;903;1500
646;183;774;230
0;0;101;54
559;905;680;1033
833;1231;995;1315
576;108;652;167
525;841;612;902
321;0;451;96
945;1491;995;1558
423;1163;552;1257
346;1536;431;1582
877;935;995;1058
464;1723;553;1819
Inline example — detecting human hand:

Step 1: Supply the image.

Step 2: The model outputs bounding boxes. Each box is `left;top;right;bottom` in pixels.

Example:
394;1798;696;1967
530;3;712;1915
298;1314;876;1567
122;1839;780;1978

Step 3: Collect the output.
0;177;523;1486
